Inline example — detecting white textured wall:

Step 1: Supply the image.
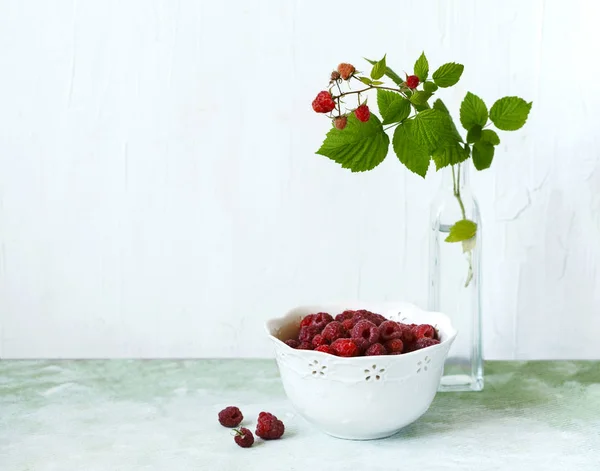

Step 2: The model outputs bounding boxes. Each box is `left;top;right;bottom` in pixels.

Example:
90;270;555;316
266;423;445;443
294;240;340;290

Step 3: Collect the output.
0;0;599;359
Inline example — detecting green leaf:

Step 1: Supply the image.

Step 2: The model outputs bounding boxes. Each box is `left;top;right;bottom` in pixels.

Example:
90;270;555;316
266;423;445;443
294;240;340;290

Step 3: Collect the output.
489;96;532;131
432;141;470;170
371;54;387;80
316;114;389;172
365;58;403;85
472;141;495;170
358;76;373;86
445;219;477;243
432;62;464;88
466;125;482;144
480;129;500;145
377;89;411;125
371;80;384;85
433;99;449;114
410;90;433;106
392;121;430;177
460;92;488;130
414;52;429;82
413;109;460;152
423;81;438;93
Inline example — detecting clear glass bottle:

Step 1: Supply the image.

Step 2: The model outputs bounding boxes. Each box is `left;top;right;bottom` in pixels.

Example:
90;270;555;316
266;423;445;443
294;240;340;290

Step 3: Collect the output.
428;162;483;392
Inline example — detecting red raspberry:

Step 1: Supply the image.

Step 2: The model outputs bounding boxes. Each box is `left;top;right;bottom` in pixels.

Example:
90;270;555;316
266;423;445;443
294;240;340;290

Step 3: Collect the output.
297;341;313;350
406;75;420;89
315;345;333;354
312;312;333;330
400;324;417;344
351;320;380;346
365;343;387;356
384;338;404;354
353;310;386;326
322;321;348;342
354;104;370;122
298;325;321;343
337;63;355;80
218;406;243;428
311;334;328;348
331;338;359;357
341;318;355;332
284;339;299;349
379;320;403;341
333;116;348;130
312;91;336;113
414;324;435;340
330;70;341;82
414;338;440;350
300;314;316;328
335;310;357;322
233;428;254;448
256;412;285;440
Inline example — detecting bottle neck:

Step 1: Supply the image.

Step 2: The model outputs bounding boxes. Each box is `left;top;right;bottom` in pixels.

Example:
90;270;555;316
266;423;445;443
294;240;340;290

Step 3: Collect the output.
442;163;470;192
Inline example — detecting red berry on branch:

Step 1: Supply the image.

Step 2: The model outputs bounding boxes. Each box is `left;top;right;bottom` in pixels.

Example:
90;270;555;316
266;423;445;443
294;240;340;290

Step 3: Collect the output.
354;104;370;122
330;70;341;82
406;75;420;89
333;116;348;130
312;91;336;113
337;63;356;80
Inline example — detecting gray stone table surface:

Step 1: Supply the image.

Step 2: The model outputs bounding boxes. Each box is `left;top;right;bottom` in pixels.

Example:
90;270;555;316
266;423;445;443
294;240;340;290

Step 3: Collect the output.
1;360;599;471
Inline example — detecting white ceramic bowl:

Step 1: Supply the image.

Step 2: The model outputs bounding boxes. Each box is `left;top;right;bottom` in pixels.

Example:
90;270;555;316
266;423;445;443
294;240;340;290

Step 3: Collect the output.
265;302;457;440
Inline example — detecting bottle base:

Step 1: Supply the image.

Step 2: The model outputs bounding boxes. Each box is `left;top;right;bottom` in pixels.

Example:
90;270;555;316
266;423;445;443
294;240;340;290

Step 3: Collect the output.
438;374;484;392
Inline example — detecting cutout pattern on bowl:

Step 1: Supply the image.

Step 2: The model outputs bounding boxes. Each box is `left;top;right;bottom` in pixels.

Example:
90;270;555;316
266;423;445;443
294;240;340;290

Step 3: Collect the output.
364;364;386;381
416;355;431;373
309;359;327;377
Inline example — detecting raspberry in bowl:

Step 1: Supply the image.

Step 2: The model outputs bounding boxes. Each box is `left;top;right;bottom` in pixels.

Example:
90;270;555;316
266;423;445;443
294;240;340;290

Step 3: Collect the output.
264;302;457;440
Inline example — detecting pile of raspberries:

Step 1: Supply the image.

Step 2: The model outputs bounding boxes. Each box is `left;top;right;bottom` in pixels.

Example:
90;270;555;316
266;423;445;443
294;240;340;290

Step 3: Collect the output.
284;309;440;357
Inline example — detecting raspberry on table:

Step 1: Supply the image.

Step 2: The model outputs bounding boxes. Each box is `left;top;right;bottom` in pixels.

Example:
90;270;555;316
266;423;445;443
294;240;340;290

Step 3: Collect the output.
406;75;420;89
322;321;348;342
311;334;328;348
351;320;380;346
365;343;387;356
256;412;285;440
337;62;356;80
384;338;404;355
218;406;243;428
284;339;299;349
331;338;359;357
414;324;435;340
312;91;336;113
414;338;440;350
379;320;403;341
354;104;370;122
333;116;348;130
234;428;254;448
315;344;333;354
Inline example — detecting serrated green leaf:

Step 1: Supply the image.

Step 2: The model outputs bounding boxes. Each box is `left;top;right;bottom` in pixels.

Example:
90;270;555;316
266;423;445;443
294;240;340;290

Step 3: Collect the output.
472;141;495;170
445;219;477;242
423;81;438;93
414;52;429;82
377;89;411;125
392;121;430;177
432;62;464;88
489;96;532;131
466;125;482;143
480;129;500;145
358;76;373;86
413;109;460;152
371;54;387;80
460;92;488;130
433;99;449;114
432;141;470;170
316;114;389;172
410;90;433;106
365;58;403;85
